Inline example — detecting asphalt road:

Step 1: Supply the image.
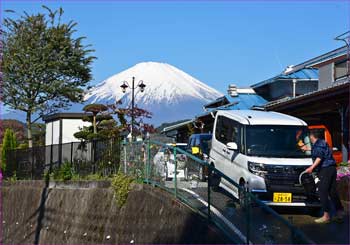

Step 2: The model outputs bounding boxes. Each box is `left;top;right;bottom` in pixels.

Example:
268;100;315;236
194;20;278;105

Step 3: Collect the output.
165;180;349;244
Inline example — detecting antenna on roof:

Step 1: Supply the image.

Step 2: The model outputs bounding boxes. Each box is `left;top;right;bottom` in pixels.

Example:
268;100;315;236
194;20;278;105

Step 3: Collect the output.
335;31;350;44
335;31;350;80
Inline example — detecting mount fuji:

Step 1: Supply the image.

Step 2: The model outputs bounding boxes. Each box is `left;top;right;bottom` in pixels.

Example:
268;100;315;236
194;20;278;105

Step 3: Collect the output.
1;62;223;126
85;62;223;126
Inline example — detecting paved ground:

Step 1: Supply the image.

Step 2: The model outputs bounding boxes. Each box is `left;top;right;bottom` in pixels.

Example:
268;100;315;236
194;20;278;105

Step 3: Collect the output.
165;179;350;244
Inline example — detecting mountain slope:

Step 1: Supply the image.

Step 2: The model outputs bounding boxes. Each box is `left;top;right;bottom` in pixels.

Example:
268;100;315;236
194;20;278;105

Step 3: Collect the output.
1;62;223;126
85;62;223;125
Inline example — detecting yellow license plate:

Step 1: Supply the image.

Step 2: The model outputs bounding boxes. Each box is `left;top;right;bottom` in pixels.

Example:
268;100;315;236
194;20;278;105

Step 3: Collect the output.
273;193;292;203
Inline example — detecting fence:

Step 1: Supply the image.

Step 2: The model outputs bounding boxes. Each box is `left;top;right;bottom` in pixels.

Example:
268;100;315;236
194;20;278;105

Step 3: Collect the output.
121;139;314;244
4;137;314;244
4;137;121;179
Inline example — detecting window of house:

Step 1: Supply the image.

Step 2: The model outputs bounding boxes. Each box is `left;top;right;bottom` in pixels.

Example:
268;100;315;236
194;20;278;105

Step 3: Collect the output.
334;60;348;80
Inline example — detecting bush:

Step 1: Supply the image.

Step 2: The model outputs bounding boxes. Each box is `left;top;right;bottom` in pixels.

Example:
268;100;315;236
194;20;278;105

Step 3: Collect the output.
17;143;28;149
8;171;17;182
84;173;107;180
1;129;17;171
111;173;134;207
51;162;75;181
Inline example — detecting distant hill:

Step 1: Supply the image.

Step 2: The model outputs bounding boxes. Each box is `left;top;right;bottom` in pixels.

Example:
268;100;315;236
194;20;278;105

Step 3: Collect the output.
0;119;26;144
0;119;45;146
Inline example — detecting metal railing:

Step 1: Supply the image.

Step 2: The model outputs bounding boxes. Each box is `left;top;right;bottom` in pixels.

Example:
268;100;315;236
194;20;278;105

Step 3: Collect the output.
4;137;313;244
122;139;314;244
3;137;121;179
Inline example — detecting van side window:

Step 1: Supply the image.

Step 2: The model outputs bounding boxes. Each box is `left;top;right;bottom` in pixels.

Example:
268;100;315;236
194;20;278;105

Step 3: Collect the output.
215;116;240;146
215;116;224;142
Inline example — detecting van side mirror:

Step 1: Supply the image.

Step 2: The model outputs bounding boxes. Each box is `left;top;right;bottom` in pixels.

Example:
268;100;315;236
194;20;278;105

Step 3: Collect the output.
226;142;238;151
191;146;200;155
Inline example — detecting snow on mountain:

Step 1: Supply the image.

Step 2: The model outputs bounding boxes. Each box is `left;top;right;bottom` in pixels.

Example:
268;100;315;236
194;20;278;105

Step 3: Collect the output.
85;62;223;125
1;62;223;126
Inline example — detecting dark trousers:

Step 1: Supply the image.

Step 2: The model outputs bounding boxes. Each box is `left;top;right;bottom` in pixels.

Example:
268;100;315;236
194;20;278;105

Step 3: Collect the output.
318;166;343;213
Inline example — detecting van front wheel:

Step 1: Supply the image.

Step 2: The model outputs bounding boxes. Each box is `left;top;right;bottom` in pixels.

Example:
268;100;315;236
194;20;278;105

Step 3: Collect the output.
238;182;248;210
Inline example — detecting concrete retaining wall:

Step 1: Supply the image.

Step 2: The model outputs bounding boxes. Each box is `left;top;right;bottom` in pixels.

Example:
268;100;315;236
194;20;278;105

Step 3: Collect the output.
1;180;226;244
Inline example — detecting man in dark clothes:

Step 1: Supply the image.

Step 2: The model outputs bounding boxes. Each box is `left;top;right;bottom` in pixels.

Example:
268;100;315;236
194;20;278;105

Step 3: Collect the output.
305;129;344;224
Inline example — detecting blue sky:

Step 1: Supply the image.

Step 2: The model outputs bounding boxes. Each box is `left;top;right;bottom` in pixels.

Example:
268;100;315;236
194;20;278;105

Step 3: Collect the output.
2;0;349;94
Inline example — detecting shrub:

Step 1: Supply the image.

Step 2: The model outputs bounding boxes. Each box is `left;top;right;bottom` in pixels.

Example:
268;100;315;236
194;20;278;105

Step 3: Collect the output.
84;173;107;180
1;129;17;171
8;171;17;182
51;162;75;181
111;173;134;207
17;143;29;149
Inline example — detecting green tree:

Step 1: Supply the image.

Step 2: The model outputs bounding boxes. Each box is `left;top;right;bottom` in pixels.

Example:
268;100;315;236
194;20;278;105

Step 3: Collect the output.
1;6;96;147
1;129;18;171
74;103;156;141
74;103;118;140
32;123;46;146
83;104;108;134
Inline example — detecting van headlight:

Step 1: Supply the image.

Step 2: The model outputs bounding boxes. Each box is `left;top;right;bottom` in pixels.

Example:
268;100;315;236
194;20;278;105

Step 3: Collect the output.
248;161;267;177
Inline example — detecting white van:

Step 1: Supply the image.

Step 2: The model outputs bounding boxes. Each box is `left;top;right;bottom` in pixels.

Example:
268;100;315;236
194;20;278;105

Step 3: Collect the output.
209;110;319;207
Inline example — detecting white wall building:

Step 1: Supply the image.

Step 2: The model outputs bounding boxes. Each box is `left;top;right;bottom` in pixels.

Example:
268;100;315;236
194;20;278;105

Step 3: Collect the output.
43;113;92;146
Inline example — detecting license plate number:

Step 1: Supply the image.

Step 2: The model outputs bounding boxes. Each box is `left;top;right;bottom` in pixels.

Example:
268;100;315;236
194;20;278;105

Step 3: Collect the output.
273;193;292;203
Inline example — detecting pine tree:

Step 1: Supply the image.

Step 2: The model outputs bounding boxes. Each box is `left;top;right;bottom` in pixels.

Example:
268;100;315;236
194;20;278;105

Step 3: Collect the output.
74;104;117;140
1;128;18;171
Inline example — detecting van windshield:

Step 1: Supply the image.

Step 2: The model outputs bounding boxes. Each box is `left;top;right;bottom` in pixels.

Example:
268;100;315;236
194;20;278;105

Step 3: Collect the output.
245;125;310;158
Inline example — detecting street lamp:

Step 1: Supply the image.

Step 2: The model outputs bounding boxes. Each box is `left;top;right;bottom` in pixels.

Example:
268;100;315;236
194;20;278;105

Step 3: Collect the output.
120;76;146;141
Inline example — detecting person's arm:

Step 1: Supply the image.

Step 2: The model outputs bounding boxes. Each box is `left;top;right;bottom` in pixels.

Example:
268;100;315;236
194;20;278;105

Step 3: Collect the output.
301;144;311;151
306;157;322;173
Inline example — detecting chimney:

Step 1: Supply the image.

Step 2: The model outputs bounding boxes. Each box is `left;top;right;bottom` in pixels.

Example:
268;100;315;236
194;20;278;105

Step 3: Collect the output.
227;84;238;97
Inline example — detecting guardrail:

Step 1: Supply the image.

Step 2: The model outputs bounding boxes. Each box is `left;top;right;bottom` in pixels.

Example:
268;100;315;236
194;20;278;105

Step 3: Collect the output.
122;139;314;244
4;137;313;244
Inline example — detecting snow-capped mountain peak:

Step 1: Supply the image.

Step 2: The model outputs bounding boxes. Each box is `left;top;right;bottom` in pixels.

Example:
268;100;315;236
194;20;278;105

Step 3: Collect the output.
1;62;224;126
85;62;222;105
85;62;223;125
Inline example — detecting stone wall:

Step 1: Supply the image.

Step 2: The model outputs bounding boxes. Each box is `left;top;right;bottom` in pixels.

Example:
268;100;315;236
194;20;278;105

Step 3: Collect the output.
1;181;226;244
